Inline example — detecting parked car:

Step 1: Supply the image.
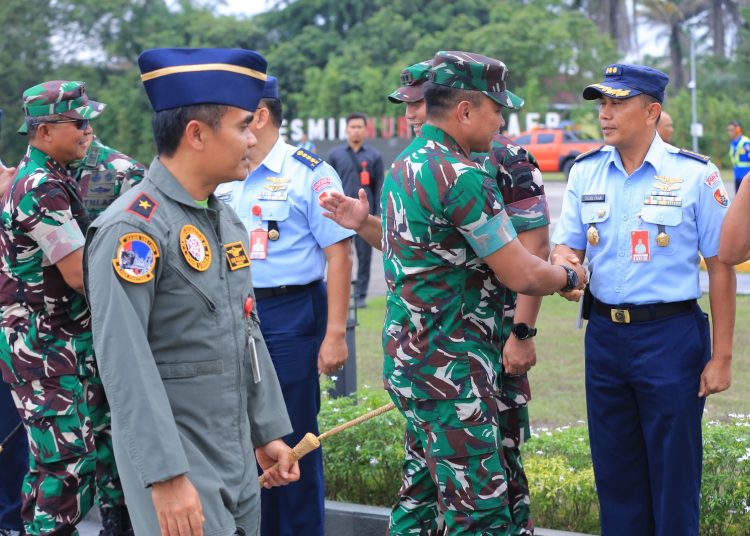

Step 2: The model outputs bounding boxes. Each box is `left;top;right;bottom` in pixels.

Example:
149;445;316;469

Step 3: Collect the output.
512;127;602;178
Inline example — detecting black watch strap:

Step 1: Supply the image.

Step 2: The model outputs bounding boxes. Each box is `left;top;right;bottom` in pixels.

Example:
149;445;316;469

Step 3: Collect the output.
560;265;578;293
511;322;537;340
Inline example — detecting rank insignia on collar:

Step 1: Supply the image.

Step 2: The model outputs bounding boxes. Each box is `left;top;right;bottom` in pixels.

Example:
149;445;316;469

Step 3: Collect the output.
224;241;250;270
112;232;160;284
180;224;212;271
127;193;158;221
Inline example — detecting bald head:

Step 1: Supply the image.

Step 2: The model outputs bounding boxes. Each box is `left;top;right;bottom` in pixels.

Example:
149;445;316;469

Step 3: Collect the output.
657;111;674;143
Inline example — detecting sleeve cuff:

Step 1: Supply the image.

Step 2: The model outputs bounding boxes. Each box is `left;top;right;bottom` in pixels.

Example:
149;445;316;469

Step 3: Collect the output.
39;219;85;264
465;210;517;258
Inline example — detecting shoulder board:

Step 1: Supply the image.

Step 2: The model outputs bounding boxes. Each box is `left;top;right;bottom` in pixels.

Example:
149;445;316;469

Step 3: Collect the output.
678;148;710;164
291;148;323;169
575;146;604;162
126;192;158;221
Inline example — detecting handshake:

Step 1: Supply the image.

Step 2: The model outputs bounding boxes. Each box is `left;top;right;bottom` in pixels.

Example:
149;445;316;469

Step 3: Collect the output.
550;251;587;301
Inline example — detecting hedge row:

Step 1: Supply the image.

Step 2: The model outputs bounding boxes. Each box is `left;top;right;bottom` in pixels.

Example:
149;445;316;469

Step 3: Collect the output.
319;388;750;535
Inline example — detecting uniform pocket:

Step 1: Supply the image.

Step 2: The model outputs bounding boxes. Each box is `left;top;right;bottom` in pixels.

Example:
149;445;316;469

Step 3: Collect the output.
257;200;290;223
640;205;683;256
581;201;611;250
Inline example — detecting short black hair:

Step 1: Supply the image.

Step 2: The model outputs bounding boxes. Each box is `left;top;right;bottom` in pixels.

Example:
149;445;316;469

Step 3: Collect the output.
152;104;229;157
423;81;484;120
346;113;367;125
729;120;743;129
259;98;283;128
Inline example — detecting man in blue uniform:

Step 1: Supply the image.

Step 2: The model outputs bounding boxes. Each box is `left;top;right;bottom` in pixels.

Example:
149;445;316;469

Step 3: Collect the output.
727;120;750;192
553;64;735;536
215;76;354;536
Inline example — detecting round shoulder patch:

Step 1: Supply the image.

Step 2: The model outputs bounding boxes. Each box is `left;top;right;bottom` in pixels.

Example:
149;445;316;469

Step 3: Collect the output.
180;224;212;271
112;233;160;284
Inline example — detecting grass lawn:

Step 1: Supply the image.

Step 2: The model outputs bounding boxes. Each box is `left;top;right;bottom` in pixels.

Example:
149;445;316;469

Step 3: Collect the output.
353;294;750;428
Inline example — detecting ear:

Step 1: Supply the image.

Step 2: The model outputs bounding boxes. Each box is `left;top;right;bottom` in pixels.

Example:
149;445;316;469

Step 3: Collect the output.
646;103;662;125
455;100;472;125
254;106;270;130
183;120;206;150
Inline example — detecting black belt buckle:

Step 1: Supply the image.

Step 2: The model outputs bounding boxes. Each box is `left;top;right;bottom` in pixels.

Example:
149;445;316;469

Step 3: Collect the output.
610;308;630;324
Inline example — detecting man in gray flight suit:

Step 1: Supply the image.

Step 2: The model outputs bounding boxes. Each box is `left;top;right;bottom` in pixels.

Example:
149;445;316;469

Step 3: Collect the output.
84;47;299;536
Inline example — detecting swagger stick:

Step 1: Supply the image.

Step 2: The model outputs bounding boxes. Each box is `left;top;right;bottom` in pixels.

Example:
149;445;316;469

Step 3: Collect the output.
258;402;395;486
0;422;23;455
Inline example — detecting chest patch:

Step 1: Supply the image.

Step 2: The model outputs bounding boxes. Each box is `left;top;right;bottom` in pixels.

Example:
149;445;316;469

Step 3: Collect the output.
127;193;158;221
112;233;160;284
180;224;212;271
224;241;250;270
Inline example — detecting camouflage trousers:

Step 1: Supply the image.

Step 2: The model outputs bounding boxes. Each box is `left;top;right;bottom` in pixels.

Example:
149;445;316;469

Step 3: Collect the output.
10;373;124;535
497;373;533;536
388;394;512;535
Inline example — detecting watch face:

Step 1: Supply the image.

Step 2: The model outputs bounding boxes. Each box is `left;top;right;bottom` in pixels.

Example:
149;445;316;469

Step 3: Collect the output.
513;323;530;339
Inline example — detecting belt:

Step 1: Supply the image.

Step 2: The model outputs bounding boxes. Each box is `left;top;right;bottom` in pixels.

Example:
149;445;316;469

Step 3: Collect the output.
254;280;321;300
592;298;696;324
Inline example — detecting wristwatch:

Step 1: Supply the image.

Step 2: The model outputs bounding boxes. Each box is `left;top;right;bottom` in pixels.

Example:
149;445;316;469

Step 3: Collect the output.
560;265;579;293
511;322;537;340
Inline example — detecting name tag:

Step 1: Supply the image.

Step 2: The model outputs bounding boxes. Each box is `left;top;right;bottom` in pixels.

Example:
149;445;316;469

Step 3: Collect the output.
582;194;606;203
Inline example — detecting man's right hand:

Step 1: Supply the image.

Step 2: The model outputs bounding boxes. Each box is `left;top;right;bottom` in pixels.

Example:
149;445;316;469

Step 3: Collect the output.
151;474;204;536
320;189;370;231
551;252;587;301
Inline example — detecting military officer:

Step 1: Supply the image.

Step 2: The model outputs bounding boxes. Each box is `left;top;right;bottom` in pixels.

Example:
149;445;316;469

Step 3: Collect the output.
552;64;735;536
73;136;146;221
0;80;131;535
326;58;550;535
215;75;353;536
379;51;584;535
84;48;299;536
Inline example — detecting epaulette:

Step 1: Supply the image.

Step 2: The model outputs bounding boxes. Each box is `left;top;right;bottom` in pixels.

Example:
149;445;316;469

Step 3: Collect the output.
678;148;710;164
126;193;158;221
575;145;604;162
291;148;323;169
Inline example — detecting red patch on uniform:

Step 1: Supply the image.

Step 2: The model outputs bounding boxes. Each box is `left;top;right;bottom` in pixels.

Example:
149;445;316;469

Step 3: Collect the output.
704;172;721;188
312;177;332;192
713;187;728;207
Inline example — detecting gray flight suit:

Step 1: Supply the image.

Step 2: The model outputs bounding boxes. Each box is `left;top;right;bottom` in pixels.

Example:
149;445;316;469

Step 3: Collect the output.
84;159;292;536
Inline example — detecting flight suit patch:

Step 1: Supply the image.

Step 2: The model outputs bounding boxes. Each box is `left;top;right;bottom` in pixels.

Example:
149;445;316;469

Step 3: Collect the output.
112;233;160;284
224;241;250;270
127;193;158;221
713;186;729;207
180;224;212;271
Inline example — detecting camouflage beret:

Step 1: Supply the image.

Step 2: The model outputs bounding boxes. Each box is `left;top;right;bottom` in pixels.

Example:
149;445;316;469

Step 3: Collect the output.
388;60;431;104
19;80;105;134
428;51;524;109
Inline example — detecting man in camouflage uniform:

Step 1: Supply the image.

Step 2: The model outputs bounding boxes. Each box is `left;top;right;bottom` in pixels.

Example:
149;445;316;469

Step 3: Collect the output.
322;59;551;534
0;81;129;535
72;137;145;221
379;51;583;534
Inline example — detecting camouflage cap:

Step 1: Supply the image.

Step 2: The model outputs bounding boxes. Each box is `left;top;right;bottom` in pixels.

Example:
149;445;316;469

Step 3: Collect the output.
18;80;105;134
388;60;431;103
428;51;524;109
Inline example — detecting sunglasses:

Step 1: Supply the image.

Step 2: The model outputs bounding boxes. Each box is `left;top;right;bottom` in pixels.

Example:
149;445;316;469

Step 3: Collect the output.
43;119;90;131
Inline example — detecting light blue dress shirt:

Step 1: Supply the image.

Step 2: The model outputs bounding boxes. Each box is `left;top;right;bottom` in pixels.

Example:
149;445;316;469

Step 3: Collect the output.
552;134;730;305
216;137;354;288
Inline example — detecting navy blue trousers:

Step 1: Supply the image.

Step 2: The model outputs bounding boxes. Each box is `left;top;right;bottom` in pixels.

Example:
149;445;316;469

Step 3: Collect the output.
0;380;28;531
257;282;327;536
585;304;710;536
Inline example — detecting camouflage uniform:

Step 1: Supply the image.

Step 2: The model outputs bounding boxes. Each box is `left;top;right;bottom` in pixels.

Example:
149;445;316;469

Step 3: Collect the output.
382;52;524;535
0;81;125;535
71;138;146;222
473;136;549;535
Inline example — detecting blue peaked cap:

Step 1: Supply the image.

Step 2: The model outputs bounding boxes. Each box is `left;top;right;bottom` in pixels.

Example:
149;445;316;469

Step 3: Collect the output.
582;64;669;103
138;48;268;112
262;75;278;99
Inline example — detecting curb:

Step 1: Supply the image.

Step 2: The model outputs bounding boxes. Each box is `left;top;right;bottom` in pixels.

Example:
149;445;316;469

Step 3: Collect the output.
324;500;592;536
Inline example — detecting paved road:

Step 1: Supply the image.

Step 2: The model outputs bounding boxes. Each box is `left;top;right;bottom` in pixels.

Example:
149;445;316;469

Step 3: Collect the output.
362;181;750;297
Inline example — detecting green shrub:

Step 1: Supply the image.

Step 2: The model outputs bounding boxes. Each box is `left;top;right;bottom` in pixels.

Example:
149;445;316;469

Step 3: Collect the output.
319;389;750;535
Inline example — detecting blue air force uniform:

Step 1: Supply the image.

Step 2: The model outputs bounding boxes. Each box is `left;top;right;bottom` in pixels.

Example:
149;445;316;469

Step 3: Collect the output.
552;64;732;536
216;88;354;535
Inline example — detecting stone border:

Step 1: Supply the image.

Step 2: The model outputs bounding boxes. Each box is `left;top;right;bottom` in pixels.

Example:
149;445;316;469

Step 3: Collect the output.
324;500;592;536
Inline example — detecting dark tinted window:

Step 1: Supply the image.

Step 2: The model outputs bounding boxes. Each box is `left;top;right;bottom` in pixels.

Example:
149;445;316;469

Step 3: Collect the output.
537;133;555;144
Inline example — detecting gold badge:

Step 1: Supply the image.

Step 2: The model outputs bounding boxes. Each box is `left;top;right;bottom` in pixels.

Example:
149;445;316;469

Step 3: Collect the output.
268;228;280;241
656;232;670;247
587;225;600;246
179;224;212;271
224;241;250;270
112;233;160;284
